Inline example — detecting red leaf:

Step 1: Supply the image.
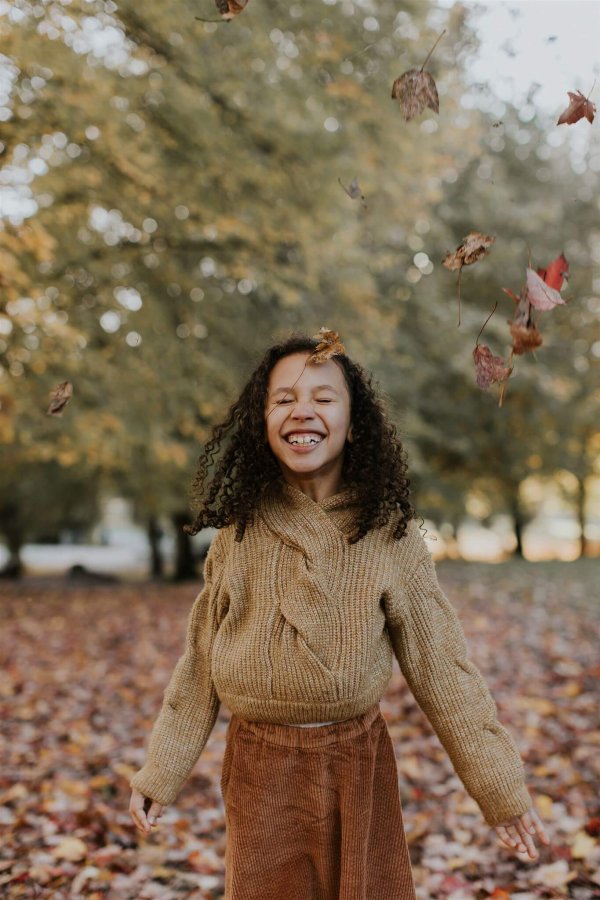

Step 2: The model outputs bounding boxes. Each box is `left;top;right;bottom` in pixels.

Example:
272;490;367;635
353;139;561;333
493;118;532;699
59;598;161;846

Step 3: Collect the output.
557;90;596;126
536;253;569;291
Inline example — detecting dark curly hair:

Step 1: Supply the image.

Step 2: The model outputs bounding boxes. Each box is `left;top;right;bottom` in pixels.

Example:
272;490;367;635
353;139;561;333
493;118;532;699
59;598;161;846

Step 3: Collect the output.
184;332;417;544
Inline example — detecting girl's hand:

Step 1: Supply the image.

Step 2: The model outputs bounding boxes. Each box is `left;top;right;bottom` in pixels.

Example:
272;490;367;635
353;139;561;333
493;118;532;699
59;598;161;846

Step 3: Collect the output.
129;787;165;836
493;806;550;860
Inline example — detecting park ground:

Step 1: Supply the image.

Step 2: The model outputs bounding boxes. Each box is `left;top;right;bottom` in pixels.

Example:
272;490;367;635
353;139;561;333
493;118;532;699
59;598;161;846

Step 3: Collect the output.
0;559;599;899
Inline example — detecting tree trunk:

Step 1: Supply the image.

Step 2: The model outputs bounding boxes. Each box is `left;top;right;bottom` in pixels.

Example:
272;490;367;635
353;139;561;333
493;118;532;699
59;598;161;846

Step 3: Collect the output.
509;497;525;559
171;512;196;581
575;474;588;559
147;515;164;579
0;502;24;578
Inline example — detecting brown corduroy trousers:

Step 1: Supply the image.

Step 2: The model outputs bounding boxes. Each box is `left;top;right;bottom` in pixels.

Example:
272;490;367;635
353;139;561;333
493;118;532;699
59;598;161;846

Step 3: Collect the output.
220;702;417;900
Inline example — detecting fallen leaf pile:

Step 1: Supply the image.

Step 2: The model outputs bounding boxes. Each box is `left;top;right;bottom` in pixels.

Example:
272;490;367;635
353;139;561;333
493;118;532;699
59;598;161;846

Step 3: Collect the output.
1;564;599;898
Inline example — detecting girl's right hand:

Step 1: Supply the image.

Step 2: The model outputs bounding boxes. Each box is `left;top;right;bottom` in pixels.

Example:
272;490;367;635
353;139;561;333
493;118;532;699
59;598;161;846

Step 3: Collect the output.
129;787;165;836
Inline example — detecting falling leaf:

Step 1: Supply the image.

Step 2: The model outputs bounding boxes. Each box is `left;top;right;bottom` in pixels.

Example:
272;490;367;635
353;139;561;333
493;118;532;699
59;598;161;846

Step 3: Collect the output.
47;381;73;417
507;320;543;355
442;232;495;326
391;30;445;122
557;89;596;126
536;252;569;291
391;70;439;121
308;327;346;364
505;284;544;356
214;0;249;19
474;302;513;401
526;268;567;311
473;344;512;391
338;177;366;206
442;232;495;270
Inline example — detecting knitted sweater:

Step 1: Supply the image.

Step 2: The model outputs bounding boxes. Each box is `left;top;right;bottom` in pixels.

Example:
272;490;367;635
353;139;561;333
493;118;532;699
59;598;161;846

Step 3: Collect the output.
130;478;532;827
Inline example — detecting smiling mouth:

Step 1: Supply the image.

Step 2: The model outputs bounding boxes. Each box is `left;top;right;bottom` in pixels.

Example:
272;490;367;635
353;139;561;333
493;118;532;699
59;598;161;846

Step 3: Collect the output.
283;434;325;448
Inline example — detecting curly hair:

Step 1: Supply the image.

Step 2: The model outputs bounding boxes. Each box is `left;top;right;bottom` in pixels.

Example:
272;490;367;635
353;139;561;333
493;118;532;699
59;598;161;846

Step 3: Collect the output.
184;332;417;544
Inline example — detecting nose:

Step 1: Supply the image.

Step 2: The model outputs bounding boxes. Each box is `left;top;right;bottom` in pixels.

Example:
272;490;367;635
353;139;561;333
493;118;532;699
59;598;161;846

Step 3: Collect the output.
290;401;317;418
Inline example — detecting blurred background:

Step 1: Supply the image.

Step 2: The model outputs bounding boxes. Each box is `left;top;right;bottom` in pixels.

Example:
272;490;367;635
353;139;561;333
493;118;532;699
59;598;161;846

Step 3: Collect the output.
0;0;598;579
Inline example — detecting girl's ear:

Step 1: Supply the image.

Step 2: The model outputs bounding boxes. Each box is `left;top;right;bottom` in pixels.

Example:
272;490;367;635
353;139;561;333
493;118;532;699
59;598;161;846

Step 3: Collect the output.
347;426;353;444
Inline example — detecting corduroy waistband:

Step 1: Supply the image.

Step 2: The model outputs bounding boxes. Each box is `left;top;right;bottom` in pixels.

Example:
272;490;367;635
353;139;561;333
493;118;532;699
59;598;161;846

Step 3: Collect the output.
227;701;382;749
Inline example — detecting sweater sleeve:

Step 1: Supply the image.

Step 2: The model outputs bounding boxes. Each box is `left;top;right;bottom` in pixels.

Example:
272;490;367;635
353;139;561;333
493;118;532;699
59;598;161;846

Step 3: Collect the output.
130;532;227;806
385;542;532;827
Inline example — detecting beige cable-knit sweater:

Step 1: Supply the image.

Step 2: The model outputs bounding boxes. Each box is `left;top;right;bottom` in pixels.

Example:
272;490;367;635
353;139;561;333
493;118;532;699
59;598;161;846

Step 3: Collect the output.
130;477;532;827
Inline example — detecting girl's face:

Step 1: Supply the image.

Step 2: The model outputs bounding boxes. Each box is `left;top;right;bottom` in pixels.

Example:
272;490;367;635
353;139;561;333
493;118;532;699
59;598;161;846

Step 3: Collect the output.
265;352;353;498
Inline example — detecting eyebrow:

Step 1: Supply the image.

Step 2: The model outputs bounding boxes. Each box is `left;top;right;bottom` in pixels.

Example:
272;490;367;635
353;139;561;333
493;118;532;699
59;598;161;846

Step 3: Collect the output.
270;384;339;395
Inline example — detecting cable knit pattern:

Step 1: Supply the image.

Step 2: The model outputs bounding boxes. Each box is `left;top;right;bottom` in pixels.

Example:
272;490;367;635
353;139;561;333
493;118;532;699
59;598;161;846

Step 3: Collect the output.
130;477;532;826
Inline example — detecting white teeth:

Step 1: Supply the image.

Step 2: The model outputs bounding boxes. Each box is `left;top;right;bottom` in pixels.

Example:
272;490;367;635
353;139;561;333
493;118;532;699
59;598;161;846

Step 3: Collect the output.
287;433;323;445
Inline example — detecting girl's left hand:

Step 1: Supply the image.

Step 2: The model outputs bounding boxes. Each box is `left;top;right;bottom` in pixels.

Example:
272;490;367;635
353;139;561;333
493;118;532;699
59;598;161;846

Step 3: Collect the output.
493;807;550;859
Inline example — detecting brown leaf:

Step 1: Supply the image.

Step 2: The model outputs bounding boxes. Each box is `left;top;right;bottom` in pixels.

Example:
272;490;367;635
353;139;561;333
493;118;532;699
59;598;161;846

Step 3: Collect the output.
526;268;567;311
508;320;543;355
47;381;73;417
557;90;596;126
442;232;495;271
214;0;249;19
473;344;512;391
308;327;346;364
391;69;439;121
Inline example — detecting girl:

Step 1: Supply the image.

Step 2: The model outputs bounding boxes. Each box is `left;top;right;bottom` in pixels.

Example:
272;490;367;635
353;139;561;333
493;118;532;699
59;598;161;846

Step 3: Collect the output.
129;328;549;899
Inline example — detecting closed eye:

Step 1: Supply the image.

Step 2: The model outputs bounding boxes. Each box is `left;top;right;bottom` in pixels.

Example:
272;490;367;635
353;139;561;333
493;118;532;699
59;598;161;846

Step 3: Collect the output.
276;399;332;404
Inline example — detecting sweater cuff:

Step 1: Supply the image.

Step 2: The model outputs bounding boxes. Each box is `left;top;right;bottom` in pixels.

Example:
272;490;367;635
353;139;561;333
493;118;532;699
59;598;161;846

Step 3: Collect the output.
475;779;533;827
130;762;186;807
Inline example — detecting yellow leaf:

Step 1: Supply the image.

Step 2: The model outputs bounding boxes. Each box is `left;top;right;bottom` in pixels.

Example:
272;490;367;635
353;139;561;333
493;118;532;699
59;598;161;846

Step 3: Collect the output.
571;830;597;860
533;794;555;817
52;836;88;862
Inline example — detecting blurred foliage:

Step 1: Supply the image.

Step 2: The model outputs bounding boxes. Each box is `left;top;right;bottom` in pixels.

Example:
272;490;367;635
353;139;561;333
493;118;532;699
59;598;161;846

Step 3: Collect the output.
0;0;598;565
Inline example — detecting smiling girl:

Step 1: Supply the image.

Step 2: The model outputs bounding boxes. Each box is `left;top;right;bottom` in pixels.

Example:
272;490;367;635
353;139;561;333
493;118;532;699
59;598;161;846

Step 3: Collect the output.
129;329;548;899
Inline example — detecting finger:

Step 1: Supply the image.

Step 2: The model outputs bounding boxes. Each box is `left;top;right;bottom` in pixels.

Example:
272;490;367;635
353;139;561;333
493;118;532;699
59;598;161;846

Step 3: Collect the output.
130;806;149;834
529;808;551;844
501;823;531;856
495;825;519;849
514;821;537;858
510;826;529;855
147;802;164;826
518;810;549;851
129;793;151;835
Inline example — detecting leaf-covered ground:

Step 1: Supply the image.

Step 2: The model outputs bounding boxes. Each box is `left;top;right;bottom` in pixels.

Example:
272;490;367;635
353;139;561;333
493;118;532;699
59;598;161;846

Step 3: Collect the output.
1;559;599;899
